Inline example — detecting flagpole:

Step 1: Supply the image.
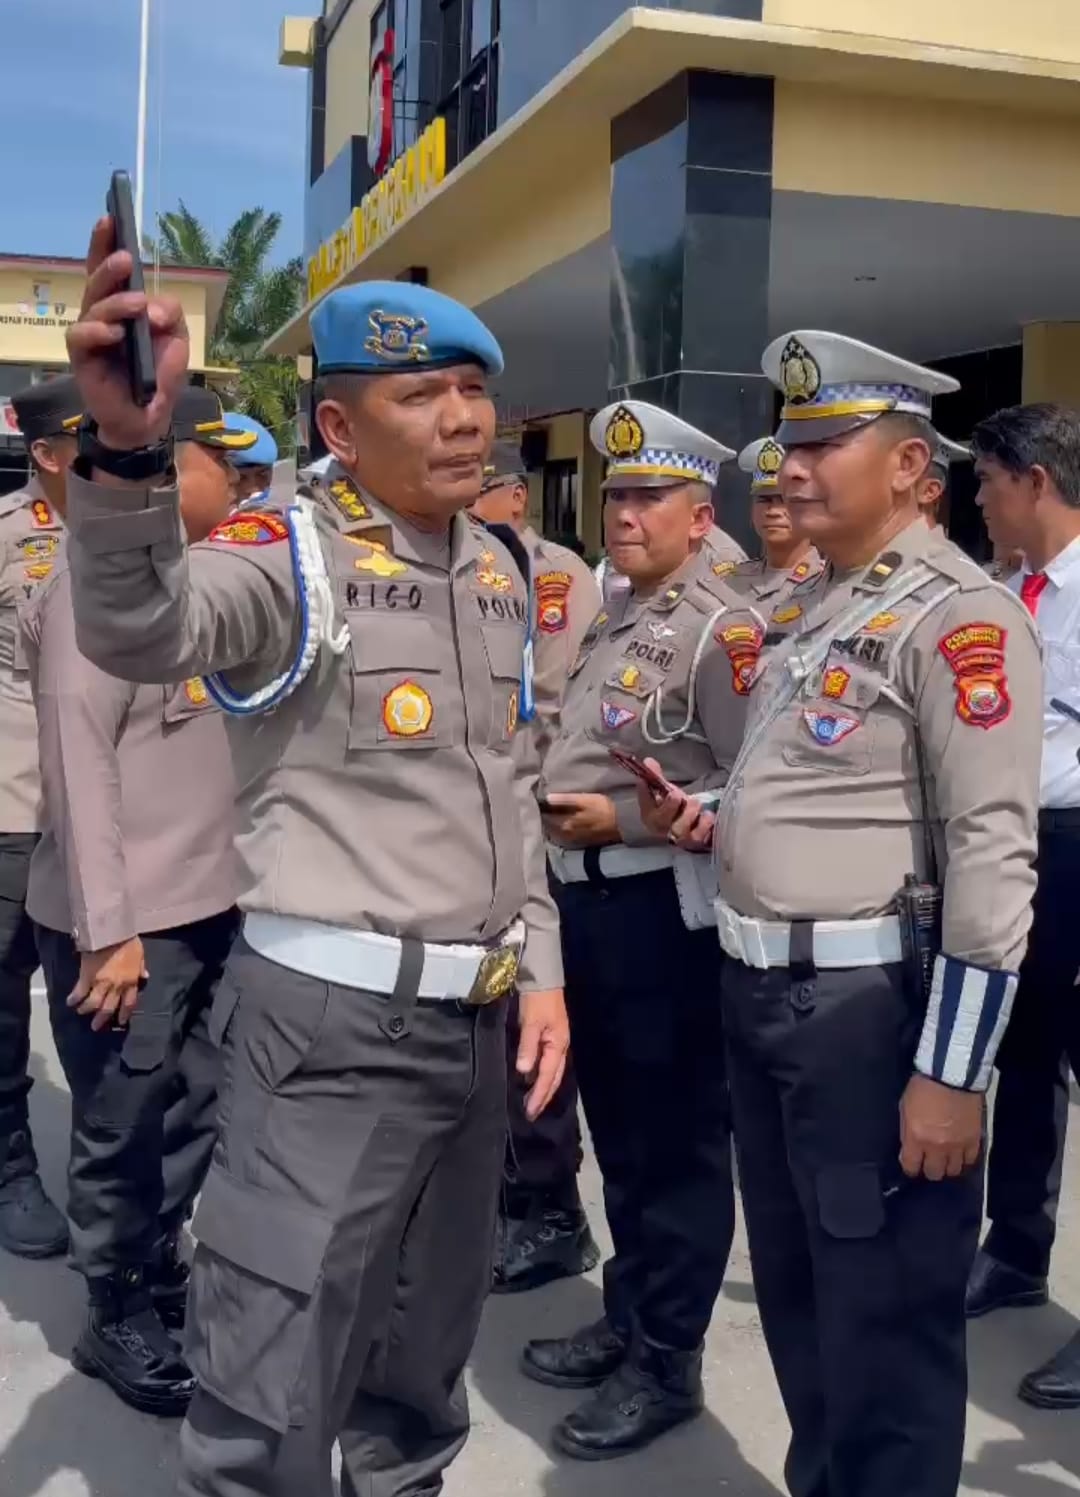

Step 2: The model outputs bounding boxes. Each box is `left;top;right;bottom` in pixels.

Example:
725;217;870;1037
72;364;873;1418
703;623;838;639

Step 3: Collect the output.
134;0;151;250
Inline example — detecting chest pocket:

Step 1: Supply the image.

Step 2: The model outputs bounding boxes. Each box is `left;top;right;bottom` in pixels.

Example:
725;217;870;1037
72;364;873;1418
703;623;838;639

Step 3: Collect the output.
346;612;450;752
162;679;215;724
779;659;883;777
481;622;524;747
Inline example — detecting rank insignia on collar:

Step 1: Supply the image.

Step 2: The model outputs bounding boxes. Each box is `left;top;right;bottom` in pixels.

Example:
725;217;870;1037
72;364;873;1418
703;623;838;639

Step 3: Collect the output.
772;604;802;625
712;560;736;577
382;679;434;737
803;710;860;745
656;583;685;612
790;560;811;581
365;310;429;364
30;499;54;529
780;336;821;405
346;535;408;577
601;699;636;731
209;512;289;545
863;551;902;588
536;570;572;634
604;405;644;459
184;678;209;706
327;477;371;522
822;667;850;700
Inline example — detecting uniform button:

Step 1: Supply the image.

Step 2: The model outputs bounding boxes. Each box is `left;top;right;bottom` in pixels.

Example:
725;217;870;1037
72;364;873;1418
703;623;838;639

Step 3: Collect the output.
388;1015;406;1036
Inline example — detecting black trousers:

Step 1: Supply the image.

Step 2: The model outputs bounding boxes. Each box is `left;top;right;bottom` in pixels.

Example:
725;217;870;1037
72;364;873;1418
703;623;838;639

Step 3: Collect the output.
37;909;239;1278
723;958;981;1497
177;936;508;1497
503;986;582;1207
984;814;1080;1279
555;870;734;1351
0;834;40;1146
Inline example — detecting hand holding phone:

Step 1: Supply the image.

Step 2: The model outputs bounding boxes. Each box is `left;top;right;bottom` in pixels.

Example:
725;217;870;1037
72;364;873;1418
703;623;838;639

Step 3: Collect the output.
105;171;157;407
607;745;674;802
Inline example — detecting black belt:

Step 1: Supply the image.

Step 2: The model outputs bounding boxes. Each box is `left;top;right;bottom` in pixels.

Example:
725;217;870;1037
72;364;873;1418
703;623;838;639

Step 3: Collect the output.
1038;807;1080;833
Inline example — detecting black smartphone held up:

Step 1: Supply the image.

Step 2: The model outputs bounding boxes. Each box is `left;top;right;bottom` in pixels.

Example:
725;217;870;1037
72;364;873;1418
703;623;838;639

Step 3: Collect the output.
607;745;673;803
105;170;157;407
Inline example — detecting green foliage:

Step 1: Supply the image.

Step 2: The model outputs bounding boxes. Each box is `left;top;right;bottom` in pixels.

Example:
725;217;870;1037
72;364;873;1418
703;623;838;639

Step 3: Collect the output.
152;204;303;453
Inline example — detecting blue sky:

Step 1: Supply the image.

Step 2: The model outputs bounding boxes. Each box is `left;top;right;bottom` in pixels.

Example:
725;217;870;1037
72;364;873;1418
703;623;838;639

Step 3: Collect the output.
4;0;309;262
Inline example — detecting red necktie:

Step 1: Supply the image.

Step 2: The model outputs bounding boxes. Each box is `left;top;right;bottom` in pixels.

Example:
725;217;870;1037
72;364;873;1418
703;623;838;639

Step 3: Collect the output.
1020;571;1049;617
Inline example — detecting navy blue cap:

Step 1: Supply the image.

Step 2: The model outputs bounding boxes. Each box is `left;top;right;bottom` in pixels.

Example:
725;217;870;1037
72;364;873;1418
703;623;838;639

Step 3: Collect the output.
311;281;504;377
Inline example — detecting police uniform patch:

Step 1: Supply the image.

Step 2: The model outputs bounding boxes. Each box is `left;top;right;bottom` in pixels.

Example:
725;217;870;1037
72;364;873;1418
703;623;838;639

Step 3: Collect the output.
327;477;371;522
476;548;513;593
365;310;429;363
938;623;1011;729
382;680;434;737
619;665;642;690
17;535;59;560
822;667;850;700
600;699;636;731
646;621;676;642
23;563;52;582
803;710;860;745
209;513;289;545
789;560;812;581
863;611;901;634
30;499;54;529
604;405;645;459
656;584;685;612
780;337;821;404
346;536;408;577
712;560;736;578
772;604;802;625
718;621;763;696
184;678;209;706
536;570;572;634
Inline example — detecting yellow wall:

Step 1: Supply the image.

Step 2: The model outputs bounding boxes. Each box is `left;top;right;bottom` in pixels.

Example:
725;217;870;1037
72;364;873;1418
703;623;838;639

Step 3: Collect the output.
324;0;376;167
774;81;1080;215
0;269;213;370
763;0;1080;64
518;411;604;548
1022;323;1080;407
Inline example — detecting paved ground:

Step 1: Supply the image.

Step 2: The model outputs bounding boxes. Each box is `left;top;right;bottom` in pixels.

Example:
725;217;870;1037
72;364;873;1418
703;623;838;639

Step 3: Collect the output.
1;997;1079;1495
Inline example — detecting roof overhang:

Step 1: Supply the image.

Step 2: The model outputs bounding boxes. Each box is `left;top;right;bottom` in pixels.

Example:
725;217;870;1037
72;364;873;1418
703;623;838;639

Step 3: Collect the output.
264;4;1080;357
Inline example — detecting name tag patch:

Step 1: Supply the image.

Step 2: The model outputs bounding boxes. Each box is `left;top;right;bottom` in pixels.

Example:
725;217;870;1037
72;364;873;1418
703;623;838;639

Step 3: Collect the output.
344;580;424;612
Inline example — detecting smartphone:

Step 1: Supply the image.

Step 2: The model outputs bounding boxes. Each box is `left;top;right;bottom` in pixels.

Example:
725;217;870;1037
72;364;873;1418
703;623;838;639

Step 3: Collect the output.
536;796;558;814
607;745;674;802
105;170;157;407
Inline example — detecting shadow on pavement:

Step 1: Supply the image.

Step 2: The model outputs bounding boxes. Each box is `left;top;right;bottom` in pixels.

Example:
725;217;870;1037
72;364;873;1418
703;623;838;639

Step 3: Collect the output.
469;1274;784;1497
0;1054;178;1497
963;1300;1080;1497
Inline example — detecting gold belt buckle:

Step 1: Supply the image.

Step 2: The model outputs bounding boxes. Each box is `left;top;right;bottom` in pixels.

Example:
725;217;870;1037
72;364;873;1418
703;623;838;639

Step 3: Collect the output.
466;943;520;1007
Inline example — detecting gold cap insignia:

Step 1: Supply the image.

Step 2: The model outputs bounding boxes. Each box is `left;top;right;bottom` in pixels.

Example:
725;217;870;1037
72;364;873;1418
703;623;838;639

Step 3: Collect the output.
780;337;821;405
758;439;783;475
365;310;429;364
604;405;644;460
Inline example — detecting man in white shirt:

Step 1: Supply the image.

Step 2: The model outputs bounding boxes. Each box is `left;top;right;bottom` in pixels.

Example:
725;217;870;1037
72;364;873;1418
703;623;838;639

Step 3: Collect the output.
969;402;1080;1407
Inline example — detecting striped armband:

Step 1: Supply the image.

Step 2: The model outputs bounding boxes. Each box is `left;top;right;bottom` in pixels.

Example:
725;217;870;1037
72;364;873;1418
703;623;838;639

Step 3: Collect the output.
915;953;1018;1092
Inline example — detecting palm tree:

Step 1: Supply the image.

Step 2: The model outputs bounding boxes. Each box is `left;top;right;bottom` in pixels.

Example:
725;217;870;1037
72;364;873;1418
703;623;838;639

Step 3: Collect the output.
154;204;303;453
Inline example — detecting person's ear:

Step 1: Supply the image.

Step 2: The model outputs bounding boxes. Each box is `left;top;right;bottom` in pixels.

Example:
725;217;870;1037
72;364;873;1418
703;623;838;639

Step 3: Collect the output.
688;499;714;542
30;437;57;475
1029;464;1051;503
315;398;359;467
895;437;932;496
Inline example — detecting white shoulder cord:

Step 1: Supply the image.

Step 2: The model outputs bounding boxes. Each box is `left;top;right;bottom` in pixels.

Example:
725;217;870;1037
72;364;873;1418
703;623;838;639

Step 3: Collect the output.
204;498;347;717
641;606;728;746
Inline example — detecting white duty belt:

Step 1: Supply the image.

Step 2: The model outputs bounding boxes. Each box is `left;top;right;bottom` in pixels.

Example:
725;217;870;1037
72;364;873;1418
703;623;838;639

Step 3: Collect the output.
243;912;525;1005
547;844;675;884
714;897;903;970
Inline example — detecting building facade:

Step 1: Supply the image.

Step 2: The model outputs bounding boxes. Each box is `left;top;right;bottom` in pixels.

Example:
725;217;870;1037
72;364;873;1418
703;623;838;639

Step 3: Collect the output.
272;1;1080;557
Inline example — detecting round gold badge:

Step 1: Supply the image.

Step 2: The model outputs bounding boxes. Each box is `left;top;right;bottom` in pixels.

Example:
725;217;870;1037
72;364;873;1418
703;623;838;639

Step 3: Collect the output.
382;680;434;737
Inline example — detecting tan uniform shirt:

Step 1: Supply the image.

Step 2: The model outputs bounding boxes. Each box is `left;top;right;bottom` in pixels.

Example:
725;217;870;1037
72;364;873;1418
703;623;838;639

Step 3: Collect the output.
520;527;600;762
541;547;745;844
720;549;824;609
699;517;1040;972
705;524;748;566
21;563;238;951
0;480;64;833
64;470;562;991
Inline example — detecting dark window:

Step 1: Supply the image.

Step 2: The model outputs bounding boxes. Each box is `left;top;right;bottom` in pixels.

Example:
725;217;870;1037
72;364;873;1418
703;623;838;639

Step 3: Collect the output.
543;461;578;541
462;61;488;156
469;0;491;57
439;0;462;96
435;0;498;169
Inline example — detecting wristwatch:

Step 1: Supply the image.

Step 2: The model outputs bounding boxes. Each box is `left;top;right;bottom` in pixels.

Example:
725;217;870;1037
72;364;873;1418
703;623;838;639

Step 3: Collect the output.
74;420;174;483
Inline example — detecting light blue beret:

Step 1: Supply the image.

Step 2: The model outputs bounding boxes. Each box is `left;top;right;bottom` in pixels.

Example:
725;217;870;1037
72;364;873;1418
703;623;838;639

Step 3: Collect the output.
311;281;504;377
223;413;279;467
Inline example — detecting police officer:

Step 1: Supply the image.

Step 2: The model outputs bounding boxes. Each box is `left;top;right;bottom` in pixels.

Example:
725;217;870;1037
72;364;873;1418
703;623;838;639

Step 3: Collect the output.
0;378;79;1260
21;383;250;1415
645;332;1042;1497
469;448;602;1292
64;216;568;1497
726;436;822;603
918;432;970;533
966;403;1080;1408
521;401;741;1460
223;412;278;506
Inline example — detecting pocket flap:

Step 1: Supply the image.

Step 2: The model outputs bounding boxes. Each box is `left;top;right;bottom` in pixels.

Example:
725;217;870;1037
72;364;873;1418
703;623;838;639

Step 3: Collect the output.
816;1163;885;1240
192;1166;335;1293
207;978;241;1048
347;613;440;674
482;622;523;681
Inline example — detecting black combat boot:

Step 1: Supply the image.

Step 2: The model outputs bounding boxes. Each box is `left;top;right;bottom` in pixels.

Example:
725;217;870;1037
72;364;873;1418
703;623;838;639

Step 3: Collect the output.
553;1339;705;1460
493;1186;600;1295
0;1123;68;1259
72;1267;197;1416
148;1232;191;1331
521;1316;628;1389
